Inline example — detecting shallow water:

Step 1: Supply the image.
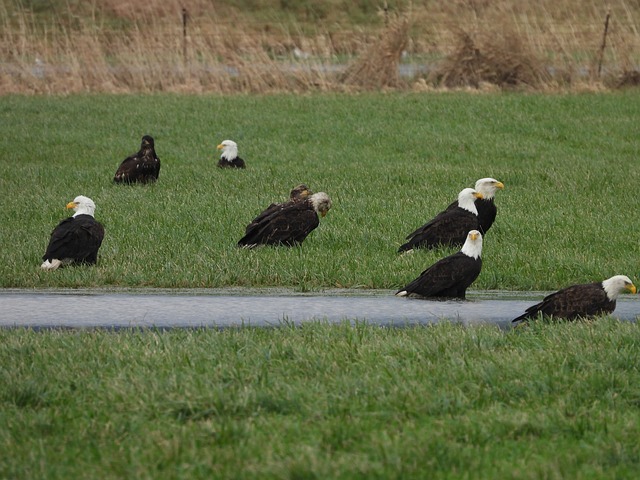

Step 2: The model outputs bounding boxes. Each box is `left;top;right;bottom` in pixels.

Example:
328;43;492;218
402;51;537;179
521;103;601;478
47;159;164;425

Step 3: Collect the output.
1;289;639;330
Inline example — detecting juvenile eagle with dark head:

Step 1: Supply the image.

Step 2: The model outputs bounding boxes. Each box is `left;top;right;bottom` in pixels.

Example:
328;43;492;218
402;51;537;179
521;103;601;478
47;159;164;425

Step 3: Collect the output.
217;140;246;168
396;230;483;299
399;188;483;253
512;275;637;324
238;192;331;248
113;135;160;184
41;195;105;271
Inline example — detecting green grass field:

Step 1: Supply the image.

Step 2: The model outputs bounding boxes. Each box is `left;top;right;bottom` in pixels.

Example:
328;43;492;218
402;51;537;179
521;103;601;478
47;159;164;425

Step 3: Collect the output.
2;320;640;479
1;92;639;291
2;92;640;478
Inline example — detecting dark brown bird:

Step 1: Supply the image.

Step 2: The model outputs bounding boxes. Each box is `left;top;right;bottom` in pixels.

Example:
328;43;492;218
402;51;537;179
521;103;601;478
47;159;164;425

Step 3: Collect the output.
244;184;312;234
217;140;246;168
113;135;160;184
512;275;637;325
41;195;105;271
238;192;331;248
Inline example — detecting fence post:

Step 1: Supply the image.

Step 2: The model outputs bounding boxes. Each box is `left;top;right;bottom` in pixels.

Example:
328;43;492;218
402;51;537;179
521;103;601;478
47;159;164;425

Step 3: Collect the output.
597;10;611;79
182;7;188;64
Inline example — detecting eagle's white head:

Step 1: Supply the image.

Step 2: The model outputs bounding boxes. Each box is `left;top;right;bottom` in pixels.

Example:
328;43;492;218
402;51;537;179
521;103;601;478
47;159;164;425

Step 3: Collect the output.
602;275;636;300
474;178;505;200
457;188;483;214
67;195;96;218
310;192;332;217
461;230;483;259
217;140;238;161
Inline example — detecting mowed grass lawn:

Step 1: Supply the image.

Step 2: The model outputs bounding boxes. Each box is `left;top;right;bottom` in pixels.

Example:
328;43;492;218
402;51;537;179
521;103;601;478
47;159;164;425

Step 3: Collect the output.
2;320;640;479
1;92;639;291
2;93;640;478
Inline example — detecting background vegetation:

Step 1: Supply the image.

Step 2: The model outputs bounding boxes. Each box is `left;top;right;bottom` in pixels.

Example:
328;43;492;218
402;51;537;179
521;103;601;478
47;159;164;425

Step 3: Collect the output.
2;0;640;93
1;92;639;292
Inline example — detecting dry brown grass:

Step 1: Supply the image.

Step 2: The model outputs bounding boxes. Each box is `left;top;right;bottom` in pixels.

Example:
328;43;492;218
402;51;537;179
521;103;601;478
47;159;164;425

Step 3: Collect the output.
1;0;640;94
612;69;640;88
430;29;551;89
341;14;410;90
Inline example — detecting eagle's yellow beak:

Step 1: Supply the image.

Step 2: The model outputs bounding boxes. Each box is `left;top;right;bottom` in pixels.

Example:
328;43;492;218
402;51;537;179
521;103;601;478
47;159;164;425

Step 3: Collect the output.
66;201;77;209
495;181;505;189
216;143;224;150
474;192;484;199
469;231;479;241
627;284;637;294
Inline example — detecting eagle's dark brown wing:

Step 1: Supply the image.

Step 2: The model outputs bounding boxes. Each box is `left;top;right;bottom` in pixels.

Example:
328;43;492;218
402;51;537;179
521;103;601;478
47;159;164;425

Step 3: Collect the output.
397;252;482;299
399;207;478;252
245;202;287;234
114;148;160;183
238;200;319;248
43;214;105;264
513;282;614;323
218;157;246;169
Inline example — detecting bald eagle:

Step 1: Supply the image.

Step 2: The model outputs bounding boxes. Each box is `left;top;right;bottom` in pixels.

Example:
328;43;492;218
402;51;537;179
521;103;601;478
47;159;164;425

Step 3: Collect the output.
238;192;331;248
396;230;483;299
245;184;312;234
41;196;105;271
399;188;483;253
447;178;504;234
512;275;637;324
217;140;246;168
113;135;160;184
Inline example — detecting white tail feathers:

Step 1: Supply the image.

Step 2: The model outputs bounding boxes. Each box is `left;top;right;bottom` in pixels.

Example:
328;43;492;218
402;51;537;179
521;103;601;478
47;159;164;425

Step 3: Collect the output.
41;259;63;271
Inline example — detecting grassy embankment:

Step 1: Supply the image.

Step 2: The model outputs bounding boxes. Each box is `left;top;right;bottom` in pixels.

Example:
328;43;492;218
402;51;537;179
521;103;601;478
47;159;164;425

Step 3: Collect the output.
1;93;639;291
2;320;640;478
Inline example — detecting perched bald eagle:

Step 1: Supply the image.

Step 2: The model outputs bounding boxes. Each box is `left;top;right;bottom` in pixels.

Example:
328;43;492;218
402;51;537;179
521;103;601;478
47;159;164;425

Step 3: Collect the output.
238;192;331;248
396;230;483;299
113;135;160;184
447;178;504;234
217;140;246;168
41;196;105;271
512;275;637;324
399;188;483;253
245;184;312;234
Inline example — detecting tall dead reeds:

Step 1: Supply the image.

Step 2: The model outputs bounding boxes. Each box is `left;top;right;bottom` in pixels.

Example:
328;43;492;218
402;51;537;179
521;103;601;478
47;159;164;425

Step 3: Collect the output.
431;29;551;89
1;0;640;94
341;13;410;89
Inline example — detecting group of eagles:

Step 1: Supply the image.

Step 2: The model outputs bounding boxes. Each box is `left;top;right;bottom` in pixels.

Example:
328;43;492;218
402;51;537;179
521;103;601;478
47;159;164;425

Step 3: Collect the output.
41;136;637;325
